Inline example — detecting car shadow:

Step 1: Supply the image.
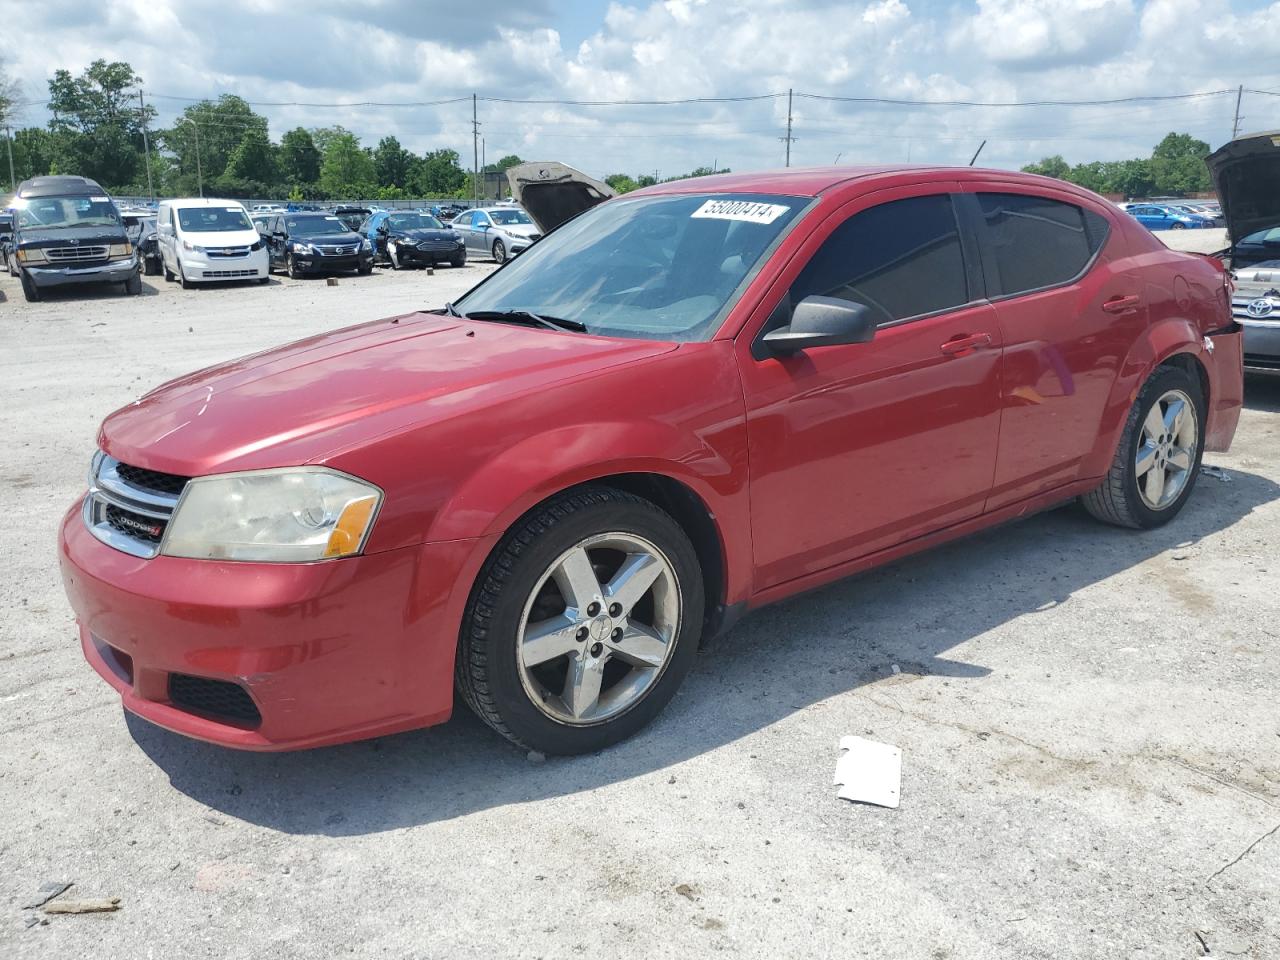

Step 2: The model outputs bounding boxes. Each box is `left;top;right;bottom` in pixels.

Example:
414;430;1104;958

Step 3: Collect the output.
128;467;1279;836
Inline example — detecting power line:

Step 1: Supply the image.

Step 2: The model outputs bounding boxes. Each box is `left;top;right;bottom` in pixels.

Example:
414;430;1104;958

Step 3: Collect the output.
795;89;1236;107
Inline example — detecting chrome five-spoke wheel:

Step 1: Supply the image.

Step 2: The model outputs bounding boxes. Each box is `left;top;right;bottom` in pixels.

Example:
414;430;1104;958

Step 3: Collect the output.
517;533;680;725
1135;388;1197;511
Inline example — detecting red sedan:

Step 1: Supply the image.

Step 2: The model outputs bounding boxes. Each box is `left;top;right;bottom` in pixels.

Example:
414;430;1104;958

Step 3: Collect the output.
58;164;1243;755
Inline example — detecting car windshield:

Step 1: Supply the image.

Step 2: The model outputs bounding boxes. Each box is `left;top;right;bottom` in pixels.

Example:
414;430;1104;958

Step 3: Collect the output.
489;209;532;225
1238;226;1280;246
178;207;253;232
15;196;120;229
457;193;806;341
288;215;349;236
387;213;443;230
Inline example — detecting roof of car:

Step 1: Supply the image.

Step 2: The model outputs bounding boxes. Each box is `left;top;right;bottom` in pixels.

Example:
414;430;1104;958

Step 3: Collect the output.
163;197;249;209
631;164;1099;200
17;175;108;198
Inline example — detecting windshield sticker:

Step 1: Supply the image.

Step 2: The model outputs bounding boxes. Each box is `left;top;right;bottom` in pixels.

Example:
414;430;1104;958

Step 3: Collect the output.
691;199;790;224
91;196;110;202
225;207;241;212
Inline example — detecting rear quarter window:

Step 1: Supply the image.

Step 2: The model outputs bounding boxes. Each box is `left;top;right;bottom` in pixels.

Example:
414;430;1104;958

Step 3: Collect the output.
976;193;1110;296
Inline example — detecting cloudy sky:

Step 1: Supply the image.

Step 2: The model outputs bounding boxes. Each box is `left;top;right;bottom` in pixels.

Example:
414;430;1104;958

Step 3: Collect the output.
3;0;1278;177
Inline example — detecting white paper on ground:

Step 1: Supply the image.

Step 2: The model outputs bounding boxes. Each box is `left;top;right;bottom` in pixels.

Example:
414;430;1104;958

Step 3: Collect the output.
834;736;902;808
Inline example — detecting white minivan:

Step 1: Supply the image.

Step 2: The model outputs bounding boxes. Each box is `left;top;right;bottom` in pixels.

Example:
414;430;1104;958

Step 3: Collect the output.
157;198;270;287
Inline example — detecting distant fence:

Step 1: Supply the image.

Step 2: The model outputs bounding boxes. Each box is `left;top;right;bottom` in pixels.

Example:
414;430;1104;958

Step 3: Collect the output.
110;196;498;211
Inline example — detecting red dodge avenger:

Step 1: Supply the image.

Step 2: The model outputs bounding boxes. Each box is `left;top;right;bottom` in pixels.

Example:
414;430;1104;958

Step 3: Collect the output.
59;162;1243;755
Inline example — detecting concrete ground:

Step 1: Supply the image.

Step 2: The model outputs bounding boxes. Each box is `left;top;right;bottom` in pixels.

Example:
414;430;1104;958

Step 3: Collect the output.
0;241;1276;960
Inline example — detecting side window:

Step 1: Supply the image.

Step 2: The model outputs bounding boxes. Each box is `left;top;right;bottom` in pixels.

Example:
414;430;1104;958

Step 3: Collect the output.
791;193;970;325
976;193;1109;297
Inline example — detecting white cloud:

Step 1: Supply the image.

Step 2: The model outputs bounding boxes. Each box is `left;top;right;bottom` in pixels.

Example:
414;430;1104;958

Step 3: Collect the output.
1;0;1277;179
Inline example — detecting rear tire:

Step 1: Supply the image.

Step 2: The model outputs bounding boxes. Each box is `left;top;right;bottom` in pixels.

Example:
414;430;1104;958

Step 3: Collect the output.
1170;222;1186;230
1081;365;1205;529
456;485;704;755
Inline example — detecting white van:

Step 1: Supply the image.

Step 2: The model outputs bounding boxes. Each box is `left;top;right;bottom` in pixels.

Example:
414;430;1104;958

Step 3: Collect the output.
157;198;270;287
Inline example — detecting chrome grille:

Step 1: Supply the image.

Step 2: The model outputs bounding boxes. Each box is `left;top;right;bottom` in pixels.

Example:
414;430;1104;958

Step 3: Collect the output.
46;245;109;262
206;247;252;258
1232;295;1280;325
319;245;356;255
84;453;189;558
201;269;259;278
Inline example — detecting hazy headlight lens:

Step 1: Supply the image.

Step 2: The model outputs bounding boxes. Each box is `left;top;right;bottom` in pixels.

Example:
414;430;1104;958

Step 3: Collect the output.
108;242;133;259
17;247;46;263
163;467;381;562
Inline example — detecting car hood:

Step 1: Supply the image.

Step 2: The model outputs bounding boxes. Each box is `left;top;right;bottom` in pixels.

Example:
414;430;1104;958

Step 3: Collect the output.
1206;130;1280;248
187;228;261;247
295;232;362;246
507;161;616;233
99;314;676;476
17;223;125;247
391;228;457;242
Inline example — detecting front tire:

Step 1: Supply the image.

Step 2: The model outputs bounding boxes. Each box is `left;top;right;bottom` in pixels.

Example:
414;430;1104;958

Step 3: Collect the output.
492;238;507;264
286;253;302;279
451;252;466;268
457;486;704;755
20;272;41;302
1082;365;1205;529
177;259;192;289
124;272;142;296
1170;222;1186;230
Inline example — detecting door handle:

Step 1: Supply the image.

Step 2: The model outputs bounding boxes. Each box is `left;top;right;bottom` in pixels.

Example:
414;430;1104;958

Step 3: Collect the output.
1102;294;1141;314
940;333;992;356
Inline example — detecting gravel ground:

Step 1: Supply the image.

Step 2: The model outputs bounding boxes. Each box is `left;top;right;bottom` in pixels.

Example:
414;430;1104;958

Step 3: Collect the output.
0;242;1276;960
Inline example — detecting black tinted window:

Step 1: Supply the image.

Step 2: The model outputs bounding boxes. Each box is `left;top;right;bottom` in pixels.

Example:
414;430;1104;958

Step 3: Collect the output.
791;194;969;325
977;193;1109;296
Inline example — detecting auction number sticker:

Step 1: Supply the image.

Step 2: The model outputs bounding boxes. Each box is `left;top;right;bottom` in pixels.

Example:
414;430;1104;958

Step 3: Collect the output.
691;199;790;224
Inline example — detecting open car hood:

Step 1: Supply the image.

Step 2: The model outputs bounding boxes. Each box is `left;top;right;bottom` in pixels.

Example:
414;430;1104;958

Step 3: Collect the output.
1206;130;1280;248
506;161;616;233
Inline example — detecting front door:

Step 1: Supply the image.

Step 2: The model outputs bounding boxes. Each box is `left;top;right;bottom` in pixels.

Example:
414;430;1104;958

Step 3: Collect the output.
737;186;1004;591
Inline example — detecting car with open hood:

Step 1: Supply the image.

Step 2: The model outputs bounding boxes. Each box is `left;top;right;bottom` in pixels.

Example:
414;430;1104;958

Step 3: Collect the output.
9;175;141;302
360;210;465;269
1206;130;1280;373
58;162;1242;756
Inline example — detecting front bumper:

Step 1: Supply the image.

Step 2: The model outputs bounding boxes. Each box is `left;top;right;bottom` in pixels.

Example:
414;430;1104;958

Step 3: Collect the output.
389;242;464;265
59;502;490;750
293;252;373;273
182;248;269;283
25;255;138;288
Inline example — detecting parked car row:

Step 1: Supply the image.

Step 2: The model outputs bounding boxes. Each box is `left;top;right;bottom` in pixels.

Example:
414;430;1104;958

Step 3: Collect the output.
1118;199;1223;231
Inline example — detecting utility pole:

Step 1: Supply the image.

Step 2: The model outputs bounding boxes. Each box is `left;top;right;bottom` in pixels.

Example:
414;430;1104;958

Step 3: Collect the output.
1231;84;1243;140
4;125;15;193
481;137;486;199
176;116;202;198
472;94;480;206
137;90;154;201
781;88;795;167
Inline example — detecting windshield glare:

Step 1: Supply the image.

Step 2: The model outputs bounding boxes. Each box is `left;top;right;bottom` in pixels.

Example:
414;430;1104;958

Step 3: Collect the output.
178;207;253;232
490;209;532;225
457;193;804;341
388;213;444;230
1239;226;1280;246
16;196;120;229
288;216;349;236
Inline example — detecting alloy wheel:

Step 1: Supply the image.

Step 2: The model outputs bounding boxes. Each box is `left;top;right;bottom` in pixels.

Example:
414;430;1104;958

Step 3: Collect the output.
1136;388;1197;511
516;532;680;725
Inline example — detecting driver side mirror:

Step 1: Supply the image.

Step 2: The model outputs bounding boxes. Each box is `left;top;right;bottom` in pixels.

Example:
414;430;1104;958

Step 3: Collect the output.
758;296;877;358
376;224;388;235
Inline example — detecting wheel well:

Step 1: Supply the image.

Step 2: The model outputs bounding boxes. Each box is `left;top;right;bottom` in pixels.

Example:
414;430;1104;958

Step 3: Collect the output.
574;473;728;638
1158;351;1209;406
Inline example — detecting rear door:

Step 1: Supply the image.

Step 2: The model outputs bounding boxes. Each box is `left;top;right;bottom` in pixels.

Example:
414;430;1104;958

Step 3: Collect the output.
960;185;1144;509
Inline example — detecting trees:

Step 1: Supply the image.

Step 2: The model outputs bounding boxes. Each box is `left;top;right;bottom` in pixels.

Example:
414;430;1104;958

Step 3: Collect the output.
1149;132;1212;194
279;128;320;186
319;130;376;198
41;59;153;187
1020;134;1209;198
415;148;467;196
162;95;267;193
373;135;412;188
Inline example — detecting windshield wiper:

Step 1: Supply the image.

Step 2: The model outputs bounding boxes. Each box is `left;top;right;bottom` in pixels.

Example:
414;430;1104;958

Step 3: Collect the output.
442;301;462;317
462;309;587;333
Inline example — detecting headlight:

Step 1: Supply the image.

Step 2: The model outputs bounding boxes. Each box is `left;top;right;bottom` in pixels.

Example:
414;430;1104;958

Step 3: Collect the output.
456;237;465;245
16;247;46;263
162;467;382;562
181;240;206;253
108;242;133;259
361;238;372;251
250;240;263;251
291;241;316;255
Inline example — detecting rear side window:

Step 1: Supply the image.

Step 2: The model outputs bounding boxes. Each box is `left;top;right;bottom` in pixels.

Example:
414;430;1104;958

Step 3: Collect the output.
791;194;969;325
976;193;1109;297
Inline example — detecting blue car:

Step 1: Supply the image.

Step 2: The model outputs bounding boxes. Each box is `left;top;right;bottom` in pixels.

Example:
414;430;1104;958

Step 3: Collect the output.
1123;203;1208;231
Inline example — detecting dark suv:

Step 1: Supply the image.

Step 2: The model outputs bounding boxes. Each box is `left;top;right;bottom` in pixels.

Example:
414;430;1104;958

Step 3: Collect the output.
10;175;140;302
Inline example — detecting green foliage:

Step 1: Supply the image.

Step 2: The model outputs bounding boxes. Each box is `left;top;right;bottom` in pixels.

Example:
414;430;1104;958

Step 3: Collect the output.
415;148;467;196
605;173;639;194
223;128;276;184
160;95;267;194
279;128;321;185
1021;133;1211;197
373;135;412;188
319;130;376;198
483;153;523;173
47;60;153;137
